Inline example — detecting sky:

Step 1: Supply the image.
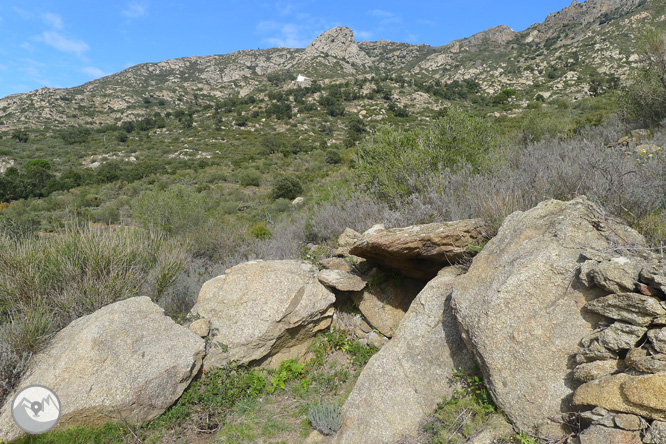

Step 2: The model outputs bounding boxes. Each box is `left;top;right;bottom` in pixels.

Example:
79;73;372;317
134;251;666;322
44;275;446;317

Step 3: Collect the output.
0;1;582;99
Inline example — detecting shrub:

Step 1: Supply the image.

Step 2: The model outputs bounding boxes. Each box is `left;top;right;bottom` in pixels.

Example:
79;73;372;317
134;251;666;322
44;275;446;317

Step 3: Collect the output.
238;169;262;187
271;175;303;200
308;402;342;435
131;186;208;235
354;107;500;202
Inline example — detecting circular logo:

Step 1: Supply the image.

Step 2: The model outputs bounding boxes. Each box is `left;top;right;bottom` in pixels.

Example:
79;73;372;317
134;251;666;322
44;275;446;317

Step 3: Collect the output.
11;385;61;435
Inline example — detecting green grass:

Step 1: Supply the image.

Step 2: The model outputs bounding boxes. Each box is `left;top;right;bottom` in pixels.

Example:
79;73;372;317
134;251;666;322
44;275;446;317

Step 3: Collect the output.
9;328;377;444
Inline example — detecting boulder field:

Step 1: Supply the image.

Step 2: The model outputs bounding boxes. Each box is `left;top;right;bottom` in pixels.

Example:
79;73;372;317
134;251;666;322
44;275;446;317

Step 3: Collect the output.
1;196;665;443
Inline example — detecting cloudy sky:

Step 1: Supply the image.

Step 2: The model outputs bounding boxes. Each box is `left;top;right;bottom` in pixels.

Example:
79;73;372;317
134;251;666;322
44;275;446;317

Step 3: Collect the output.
0;1;578;99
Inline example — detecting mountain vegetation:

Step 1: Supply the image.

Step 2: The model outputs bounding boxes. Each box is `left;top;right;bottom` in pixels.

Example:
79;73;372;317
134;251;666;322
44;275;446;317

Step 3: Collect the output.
1;0;666;442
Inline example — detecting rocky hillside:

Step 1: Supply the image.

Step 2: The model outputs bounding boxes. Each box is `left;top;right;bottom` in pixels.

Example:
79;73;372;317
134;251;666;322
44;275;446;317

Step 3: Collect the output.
0;0;659;131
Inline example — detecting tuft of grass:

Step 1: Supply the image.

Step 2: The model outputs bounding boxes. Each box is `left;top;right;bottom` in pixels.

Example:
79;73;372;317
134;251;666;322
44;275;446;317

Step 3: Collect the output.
0;223;185;407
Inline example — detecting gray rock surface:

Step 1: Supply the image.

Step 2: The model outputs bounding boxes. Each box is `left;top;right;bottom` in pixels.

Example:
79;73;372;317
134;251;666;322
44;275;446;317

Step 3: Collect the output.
578;424;641;444
191;260;335;369
349;219;488;281
337;227;361;247
648;327;666;354
574;360;625;382
644;420;666;444
584;293;666;326
318;269;366;292
333;266;475;444
640;262;666;293
580;256;641;294
451;197;646;439
625;346;666;373
0;297;205;443
613;413;643;431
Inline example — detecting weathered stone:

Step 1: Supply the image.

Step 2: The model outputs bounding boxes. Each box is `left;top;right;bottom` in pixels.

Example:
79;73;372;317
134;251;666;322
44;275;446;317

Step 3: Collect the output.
613;413;643;431
363;224;385;236
622;373;666;411
585;293;666;326
636;282;663;298
189;318;210;337
451;197;646;439
365;330;389;349
648;327;666;354
190;260;335;369
349;219;488;281
337;227;361;247
625;346;666;373
318;269;366;292
574;360;625;382
581;409;615;427
333;266;475;444
573;374;666;420
578;425;641;444
599;323;647;351
351;268;424;338
640;263;666;293
319;257;353;272
653;315;666;326
576;342;619;364
581;256;641;294
0;297;205;443
644;420;666;444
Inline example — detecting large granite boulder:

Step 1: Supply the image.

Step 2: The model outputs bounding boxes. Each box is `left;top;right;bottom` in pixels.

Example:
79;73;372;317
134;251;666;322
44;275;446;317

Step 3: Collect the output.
333;266;476;444
451;197;646;439
190;260;335;369
0;297;205;442
349;219;488;280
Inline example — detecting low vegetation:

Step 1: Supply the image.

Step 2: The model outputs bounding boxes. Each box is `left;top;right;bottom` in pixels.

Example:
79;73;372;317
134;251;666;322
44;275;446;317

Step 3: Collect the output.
2;14;666;444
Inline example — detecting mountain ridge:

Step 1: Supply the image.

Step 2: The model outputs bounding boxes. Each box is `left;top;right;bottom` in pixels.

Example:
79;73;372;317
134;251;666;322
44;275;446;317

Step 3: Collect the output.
0;0;657;131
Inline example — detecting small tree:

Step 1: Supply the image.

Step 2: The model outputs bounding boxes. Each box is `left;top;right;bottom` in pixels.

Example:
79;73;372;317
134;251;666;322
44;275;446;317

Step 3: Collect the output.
271;176;303;200
12;130;29;143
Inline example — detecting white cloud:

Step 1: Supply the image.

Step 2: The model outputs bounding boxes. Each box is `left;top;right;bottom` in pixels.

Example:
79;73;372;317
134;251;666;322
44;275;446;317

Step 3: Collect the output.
369;9;393;18
356;30;373;40
259;22;311;48
82;66;108;78
42;12;64;29
368;9;402;26
39;31;89;56
122;1;149;20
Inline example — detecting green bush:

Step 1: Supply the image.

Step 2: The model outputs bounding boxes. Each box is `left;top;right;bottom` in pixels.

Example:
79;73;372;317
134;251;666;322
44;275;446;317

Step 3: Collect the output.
131;186;207;235
354;107;500;202
239;169;262;187
271;176;303;200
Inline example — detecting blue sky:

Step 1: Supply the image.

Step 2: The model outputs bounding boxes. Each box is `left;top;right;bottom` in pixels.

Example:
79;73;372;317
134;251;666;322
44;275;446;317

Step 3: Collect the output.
0;1;580;99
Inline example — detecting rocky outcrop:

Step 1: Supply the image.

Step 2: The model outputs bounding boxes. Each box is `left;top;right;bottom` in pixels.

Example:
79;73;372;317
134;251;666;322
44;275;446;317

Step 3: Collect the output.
349;219;488;281
190;260;335;369
302;27;372;66
0;297;205;443
451;197;645;439
333;266;475;444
